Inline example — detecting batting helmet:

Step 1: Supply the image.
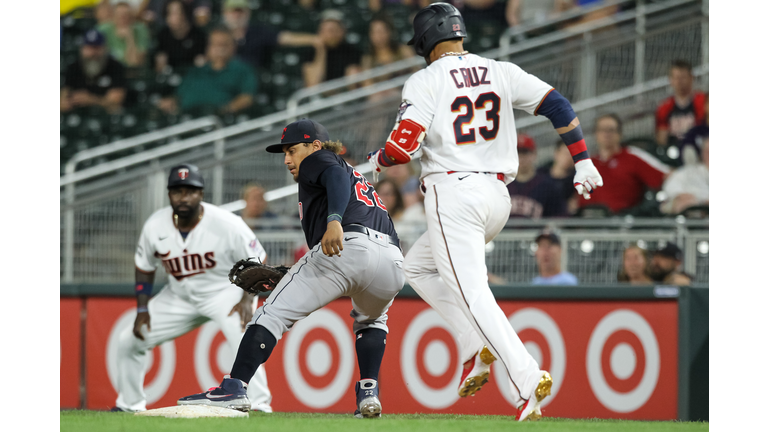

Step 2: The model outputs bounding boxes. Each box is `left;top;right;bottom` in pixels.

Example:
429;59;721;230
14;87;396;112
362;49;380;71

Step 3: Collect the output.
167;163;205;189
407;2;467;58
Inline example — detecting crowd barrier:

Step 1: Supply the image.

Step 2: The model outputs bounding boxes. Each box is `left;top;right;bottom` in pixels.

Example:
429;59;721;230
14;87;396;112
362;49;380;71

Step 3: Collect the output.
60;284;708;421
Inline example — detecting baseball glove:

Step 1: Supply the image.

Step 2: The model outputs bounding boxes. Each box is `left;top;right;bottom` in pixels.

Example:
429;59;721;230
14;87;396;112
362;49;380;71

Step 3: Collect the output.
228;258;290;295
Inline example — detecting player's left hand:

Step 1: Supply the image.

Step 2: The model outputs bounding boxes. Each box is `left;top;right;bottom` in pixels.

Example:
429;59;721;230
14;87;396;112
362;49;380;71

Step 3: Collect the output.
367;149;384;182
573;159;604;200
321;220;344;257
229;294;254;332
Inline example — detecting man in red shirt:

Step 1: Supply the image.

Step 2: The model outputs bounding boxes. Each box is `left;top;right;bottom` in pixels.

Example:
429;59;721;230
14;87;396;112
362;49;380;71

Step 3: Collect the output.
579;114;671;214
655;60;707;147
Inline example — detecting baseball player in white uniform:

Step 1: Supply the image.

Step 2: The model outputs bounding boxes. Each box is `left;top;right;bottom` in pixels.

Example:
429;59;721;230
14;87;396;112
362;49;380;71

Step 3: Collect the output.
368;3;604;421
112;164;272;412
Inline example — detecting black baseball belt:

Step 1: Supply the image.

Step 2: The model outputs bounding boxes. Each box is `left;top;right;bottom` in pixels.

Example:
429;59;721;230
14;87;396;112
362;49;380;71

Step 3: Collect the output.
343;224;399;247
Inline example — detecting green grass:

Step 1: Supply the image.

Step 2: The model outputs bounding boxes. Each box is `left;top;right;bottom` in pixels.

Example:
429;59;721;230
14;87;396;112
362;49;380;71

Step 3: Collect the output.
61;411;708;432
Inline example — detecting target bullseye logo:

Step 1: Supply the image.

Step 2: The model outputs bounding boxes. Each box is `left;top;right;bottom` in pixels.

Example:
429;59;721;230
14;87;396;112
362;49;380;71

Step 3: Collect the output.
587;310;660;413
494;308;565;408
194;321;236;391
283;309;353;409
106;309;176;405
401;309;462;409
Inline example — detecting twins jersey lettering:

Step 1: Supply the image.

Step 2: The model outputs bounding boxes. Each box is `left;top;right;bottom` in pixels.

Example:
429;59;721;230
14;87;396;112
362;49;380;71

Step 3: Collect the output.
135;202;267;298
399;54;553;182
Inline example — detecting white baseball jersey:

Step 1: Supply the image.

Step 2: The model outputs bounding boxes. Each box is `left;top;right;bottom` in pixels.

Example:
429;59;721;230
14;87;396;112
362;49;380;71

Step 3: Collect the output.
399;53;553;183
135;202;267;299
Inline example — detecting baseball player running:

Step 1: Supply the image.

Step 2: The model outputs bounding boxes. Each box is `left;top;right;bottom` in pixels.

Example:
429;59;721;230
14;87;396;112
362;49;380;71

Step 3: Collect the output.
177;119;405;418
112;164;272;412
367;3;603;421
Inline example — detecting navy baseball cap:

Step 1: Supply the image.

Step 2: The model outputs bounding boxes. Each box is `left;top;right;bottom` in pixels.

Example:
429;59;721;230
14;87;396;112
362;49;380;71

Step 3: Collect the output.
266;119;330;153
83;29;105;46
535;230;561;245
654;243;683;261
167;164;205;189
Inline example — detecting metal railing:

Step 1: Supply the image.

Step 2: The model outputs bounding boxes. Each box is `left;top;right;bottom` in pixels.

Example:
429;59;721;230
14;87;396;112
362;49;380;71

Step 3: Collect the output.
60;0;707;282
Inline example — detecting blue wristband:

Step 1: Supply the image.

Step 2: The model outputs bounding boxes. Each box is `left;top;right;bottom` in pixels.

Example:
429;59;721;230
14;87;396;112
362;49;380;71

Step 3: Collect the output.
136;282;153;296
136;306;149;313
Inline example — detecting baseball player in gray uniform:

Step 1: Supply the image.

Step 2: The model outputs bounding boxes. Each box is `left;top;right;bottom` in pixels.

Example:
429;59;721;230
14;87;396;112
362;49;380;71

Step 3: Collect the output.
178;119;405;418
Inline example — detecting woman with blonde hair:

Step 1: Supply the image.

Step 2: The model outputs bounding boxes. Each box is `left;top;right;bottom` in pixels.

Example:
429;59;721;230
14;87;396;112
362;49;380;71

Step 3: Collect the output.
617;244;653;284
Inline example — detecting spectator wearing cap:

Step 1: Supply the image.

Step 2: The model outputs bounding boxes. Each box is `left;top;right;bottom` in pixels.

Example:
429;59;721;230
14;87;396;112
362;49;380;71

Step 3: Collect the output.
152;0;208;74
61;29;127;113
158;27;256;115
578;114;671;215
507;134;570;218
660;137;709;215
97;1;151;67
532;231;577;285
650;243;692;286
221;0;318;72
302;9;363;88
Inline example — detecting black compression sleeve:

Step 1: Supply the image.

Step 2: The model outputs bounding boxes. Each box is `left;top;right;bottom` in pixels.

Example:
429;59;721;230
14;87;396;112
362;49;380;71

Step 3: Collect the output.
318;165;351;224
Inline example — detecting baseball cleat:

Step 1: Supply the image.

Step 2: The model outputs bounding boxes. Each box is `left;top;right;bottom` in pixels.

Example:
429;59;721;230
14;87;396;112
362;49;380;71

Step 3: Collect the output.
517;371;552;422
354;379;382;418
177;375;251;412
458;346;496;397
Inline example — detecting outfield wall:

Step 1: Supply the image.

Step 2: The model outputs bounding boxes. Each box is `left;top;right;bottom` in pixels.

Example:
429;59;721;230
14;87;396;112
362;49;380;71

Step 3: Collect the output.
60;285;708;421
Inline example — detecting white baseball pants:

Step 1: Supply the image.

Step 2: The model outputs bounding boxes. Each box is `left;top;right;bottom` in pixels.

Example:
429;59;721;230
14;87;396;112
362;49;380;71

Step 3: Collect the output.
404;172;542;407
115;285;271;412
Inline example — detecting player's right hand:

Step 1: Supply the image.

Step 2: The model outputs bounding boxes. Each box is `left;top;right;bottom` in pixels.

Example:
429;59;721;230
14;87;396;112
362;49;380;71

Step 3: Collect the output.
573;159;604;200
133;312;151;341
321;220;344;257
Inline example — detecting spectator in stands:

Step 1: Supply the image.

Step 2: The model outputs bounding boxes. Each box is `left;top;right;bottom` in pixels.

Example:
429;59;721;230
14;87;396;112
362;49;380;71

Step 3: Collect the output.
507;0;560;26
240;183;277;229
376;179;405;222
451;0;511;28
617;244;653;284
383;163;421;209
221;0;318;72
61;29;127;114
660;137;709;215
153;0;207;74
97;1;151;67
655;60;707;147
532;230;578;285
537;140;578;215
508;134;570;218
369;0;430;14
361;14;415;87
158;27;256;114
578;114;671;215
140;0;212;29
302;10;363;88
679;93;709;165
650;243;692;286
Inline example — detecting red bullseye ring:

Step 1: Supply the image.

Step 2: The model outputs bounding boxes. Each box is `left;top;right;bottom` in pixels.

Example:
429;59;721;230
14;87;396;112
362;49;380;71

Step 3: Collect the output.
517;328;552;372
207;331;228;376
415;328;457;389
601;330;646;393
298;328;339;388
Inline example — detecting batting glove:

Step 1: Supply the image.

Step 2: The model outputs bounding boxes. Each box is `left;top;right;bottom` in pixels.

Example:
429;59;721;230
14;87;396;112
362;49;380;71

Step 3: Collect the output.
367;149;385;182
573;159;604;200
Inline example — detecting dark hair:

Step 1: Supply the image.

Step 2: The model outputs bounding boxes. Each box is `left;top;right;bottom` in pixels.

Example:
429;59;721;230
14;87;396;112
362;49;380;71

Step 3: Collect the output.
163;0;194;25
595;113;623;135
375;179;405;217
208;26;235;42
669;59;693;74
368;13;400;57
